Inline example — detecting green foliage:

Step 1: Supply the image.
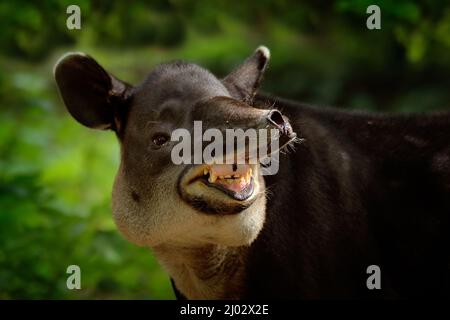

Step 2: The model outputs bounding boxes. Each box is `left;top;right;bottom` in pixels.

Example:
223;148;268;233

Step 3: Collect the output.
0;0;449;299
0;62;173;299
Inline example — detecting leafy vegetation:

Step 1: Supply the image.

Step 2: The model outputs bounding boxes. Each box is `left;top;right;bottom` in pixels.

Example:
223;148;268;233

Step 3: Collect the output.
0;0;449;299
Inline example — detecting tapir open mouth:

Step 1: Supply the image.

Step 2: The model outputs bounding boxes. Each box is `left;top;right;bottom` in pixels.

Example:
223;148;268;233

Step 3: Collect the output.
186;164;255;201
198;164;254;201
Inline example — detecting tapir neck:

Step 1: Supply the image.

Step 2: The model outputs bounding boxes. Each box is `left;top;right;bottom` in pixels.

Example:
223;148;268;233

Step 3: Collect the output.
153;244;248;299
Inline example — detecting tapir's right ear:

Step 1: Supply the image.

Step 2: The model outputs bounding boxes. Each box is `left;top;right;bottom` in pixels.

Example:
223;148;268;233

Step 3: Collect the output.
222;46;270;104
54;53;133;130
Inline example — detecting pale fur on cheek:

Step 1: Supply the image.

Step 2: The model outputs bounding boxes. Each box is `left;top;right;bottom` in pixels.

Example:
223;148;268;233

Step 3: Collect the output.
112;165;267;248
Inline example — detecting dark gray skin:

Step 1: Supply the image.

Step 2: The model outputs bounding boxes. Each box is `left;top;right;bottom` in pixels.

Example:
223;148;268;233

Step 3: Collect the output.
55;47;449;299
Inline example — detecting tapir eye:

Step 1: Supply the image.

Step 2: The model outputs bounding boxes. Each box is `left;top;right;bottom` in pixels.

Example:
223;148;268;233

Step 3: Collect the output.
152;133;170;147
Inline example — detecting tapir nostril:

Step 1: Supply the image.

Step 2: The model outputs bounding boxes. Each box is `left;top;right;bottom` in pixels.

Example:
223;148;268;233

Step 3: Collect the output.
267;109;295;138
267;110;285;128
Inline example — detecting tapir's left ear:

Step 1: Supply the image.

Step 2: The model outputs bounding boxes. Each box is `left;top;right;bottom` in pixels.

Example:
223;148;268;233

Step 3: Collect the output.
222;46;270;103
54;52;133;131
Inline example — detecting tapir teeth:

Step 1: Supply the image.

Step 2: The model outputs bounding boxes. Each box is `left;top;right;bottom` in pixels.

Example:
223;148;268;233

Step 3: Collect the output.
209;173;217;183
203;164;253;184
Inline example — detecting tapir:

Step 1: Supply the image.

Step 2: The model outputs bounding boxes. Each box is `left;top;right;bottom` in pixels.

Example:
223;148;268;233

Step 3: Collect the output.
54;46;449;299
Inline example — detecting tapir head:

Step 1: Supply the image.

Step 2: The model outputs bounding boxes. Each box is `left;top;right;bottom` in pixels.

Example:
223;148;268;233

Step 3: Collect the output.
54;46;296;247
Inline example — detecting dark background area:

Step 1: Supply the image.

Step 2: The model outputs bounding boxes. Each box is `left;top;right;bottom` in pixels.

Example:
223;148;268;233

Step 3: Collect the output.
0;0;449;299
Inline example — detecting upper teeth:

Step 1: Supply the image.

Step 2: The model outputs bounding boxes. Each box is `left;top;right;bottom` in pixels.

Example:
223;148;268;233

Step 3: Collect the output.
209;173;217;183
204;166;252;184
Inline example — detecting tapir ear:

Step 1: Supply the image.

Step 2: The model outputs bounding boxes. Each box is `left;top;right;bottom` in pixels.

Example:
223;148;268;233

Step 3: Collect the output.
222;46;270;103
54;53;133;130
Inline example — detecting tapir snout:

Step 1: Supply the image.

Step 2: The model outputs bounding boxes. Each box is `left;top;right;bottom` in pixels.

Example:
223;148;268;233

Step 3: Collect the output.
192;95;297;162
